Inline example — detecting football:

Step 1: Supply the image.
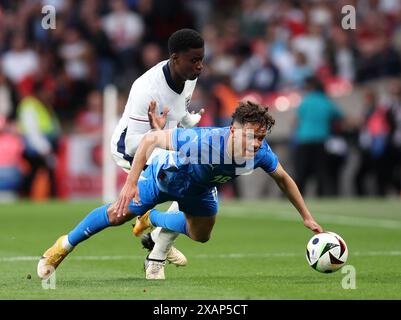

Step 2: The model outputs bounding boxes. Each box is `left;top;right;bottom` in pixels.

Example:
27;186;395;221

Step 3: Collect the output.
306;232;348;273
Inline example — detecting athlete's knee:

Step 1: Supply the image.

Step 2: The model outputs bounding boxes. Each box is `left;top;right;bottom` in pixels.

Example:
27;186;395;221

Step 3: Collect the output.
189;232;211;243
184;213;215;243
107;205;130;226
196;235;211;243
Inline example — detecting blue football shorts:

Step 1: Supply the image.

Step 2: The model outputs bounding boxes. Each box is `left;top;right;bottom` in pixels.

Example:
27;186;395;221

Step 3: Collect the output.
128;166;218;217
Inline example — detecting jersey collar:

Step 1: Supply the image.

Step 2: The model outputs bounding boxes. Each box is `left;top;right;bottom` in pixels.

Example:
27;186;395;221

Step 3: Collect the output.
163;61;184;95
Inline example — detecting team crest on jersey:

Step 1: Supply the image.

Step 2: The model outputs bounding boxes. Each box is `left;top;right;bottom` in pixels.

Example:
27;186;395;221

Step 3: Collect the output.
185;95;192;111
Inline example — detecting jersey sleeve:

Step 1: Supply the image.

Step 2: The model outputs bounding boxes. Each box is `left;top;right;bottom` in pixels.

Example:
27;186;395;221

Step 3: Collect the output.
258;141;279;173
126;81;156;119
124;82;157;155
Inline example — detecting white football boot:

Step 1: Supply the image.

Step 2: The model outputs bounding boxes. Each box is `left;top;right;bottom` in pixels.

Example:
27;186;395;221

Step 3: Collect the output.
141;232;187;266
144;257;166;280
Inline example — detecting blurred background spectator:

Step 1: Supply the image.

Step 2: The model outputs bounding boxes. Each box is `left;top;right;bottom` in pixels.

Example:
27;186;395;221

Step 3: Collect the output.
0;67;18;120
292;76;344;197
354;88;390;196
17;79;60;198
1;32;39;86
74;89;103;134
0;115;24;201
386;80;401;195
0;0;401;200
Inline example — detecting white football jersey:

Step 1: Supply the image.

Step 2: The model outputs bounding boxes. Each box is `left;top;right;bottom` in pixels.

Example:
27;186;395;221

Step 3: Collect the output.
111;59;197;170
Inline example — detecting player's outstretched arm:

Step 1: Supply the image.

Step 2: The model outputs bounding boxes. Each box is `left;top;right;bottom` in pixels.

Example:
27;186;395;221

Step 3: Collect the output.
269;162;323;234
114;129;174;217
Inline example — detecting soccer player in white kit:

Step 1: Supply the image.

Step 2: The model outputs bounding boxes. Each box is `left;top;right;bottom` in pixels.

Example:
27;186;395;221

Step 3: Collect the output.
110;29;205;277
36;30;205;281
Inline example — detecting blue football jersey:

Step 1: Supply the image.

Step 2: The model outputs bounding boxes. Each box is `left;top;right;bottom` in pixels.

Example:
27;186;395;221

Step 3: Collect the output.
150;127;278;197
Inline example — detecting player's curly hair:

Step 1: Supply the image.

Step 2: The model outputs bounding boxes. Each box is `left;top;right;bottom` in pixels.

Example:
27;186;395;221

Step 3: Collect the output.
168;29;204;55
231;101;275;133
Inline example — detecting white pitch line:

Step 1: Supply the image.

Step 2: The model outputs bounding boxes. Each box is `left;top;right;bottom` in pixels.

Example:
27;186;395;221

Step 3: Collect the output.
219;206;401;229
2;251;401;262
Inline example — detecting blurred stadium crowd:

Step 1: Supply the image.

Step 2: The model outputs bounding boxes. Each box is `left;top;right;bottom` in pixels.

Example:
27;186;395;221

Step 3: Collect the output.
0;0;401;200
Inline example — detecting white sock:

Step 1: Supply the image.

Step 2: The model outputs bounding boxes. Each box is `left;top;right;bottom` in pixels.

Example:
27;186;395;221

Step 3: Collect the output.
149;228;179;260
150;227;161;242
62;236;74;252
150;201;179;242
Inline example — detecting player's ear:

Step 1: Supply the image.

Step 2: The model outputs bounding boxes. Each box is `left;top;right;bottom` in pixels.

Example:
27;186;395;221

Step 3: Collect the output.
171;53;179;64
230;121;240;132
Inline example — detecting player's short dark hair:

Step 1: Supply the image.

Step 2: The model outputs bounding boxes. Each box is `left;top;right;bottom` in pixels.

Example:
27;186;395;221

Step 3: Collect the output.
168;29;204;55
231;101;275;133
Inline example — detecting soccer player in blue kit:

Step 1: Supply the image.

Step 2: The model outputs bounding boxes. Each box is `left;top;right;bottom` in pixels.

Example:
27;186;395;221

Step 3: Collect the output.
37;101;323;280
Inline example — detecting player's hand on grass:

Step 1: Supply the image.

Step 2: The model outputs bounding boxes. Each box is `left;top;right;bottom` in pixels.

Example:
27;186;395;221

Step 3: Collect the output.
114;183;140;217
304;219;323;234
148;100;169;130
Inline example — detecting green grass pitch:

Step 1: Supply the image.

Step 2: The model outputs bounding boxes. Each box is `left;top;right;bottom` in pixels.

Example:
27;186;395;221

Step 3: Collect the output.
1;199;401;299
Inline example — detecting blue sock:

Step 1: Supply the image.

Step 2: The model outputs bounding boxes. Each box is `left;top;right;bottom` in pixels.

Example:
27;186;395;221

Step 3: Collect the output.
149;209;188;236
67;204;111;246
